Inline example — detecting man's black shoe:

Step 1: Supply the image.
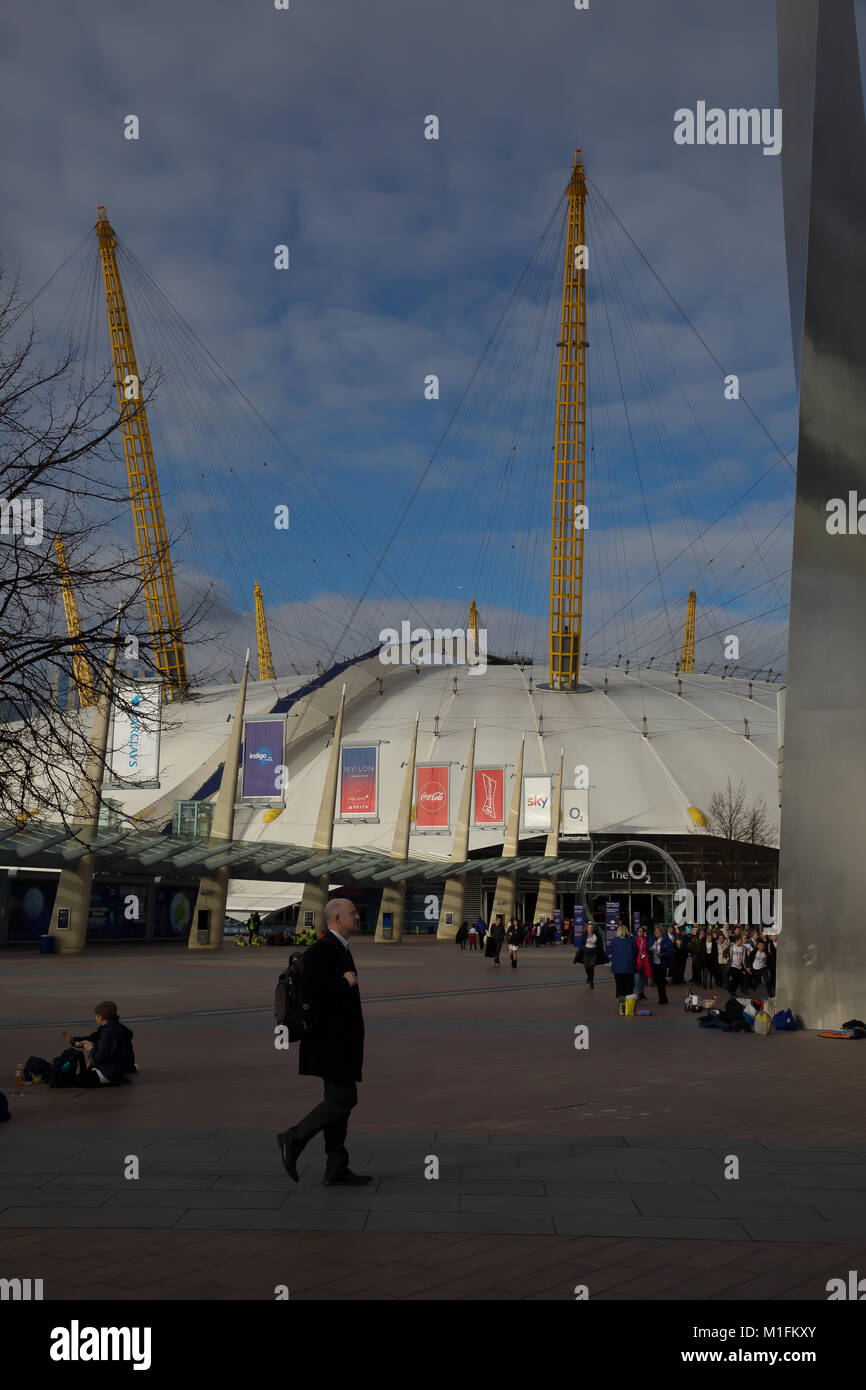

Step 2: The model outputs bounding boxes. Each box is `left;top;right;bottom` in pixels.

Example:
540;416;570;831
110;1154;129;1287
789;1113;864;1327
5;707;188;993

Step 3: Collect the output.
277;1131;303;1182
323;1170;374;1186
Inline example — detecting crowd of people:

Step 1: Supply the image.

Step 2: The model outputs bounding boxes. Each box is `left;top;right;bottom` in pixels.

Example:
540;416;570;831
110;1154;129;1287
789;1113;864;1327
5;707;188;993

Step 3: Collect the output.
577;921;777;1005
454;914;777;1004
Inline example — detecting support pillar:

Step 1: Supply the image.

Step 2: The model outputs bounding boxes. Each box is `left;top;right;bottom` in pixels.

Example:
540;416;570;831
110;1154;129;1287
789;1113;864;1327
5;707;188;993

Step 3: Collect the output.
375;713;419;943
298;684;347;935
189;652;250;951
491;735;525;922
534;750;563;921
438;721;477;940
48;622;121;954
775;0;866;1025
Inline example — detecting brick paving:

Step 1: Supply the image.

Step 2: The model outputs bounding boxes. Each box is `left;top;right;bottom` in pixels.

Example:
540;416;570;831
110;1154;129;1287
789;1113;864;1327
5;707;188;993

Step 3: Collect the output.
2;938;865;1299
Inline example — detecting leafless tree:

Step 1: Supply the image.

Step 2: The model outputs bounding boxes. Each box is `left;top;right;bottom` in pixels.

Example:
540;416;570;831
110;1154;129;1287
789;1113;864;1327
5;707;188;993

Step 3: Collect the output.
0;268;209;829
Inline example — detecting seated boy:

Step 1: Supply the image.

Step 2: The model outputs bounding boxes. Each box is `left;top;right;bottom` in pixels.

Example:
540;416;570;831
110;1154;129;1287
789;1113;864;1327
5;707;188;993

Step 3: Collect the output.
61;1001;137;1087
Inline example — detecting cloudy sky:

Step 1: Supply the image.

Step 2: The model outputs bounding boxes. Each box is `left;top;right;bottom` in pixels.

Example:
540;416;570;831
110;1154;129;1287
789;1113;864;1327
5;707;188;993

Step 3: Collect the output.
5;0;864;682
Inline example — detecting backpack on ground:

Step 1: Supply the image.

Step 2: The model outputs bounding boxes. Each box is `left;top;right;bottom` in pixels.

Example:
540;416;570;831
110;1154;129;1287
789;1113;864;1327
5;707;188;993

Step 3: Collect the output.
753;1010;774;1035
772;1008;798;1031
274;954;315;1042
48;1048;81;1087
683;993;702;1013
23;1056;51;1082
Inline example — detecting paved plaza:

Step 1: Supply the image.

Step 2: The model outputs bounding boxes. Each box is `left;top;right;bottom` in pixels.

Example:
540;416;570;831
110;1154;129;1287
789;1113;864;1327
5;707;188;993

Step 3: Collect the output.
2;939;865;1299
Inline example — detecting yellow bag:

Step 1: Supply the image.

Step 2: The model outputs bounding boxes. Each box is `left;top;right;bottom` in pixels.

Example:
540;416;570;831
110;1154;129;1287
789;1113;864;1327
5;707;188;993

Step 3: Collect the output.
624;996;636;1017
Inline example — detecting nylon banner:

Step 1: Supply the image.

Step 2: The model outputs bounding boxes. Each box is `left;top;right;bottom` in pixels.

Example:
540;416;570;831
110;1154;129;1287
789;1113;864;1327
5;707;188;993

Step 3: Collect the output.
561;788;589;835
339;744;379;818
108;681;162;787
523;774;552;831
415;764;450;830
241;719;285;799
473;767;504;825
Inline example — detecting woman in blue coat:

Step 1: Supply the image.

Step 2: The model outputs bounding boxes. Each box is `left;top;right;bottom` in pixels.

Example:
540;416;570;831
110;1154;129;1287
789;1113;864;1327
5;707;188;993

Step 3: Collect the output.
649;924;674;1004
609;925;637;999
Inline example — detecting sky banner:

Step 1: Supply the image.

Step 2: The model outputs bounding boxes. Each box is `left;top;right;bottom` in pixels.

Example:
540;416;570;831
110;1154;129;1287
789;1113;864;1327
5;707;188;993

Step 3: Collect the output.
415;764;449;830
473;767;504;825
241;719;285;799
108;681;161;787
561;788;589;835
339;744;378;817
523;774;552;831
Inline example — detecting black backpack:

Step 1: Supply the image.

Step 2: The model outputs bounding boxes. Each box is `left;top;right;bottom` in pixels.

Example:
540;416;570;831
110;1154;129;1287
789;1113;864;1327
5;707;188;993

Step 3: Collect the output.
274;953;315;1042
0;1091;9;1123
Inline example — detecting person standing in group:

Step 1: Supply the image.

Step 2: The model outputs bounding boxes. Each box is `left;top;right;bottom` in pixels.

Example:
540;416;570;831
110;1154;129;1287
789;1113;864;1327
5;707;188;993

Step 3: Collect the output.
727;932;746;994
687;928;702;984
506;919;521;969
715;929;730;988
468;922;478;951
650;924;673;1004
574;920;605;990
609;925;637;1003
277;898;370;1188
456;921;469;951
750;937;769;991
670;929;688;985
489;914;506;967
634;925;653;1001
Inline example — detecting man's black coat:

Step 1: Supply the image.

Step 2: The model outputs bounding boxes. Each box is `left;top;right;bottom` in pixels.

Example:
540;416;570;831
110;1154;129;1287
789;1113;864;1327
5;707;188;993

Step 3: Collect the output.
298;932;364;1082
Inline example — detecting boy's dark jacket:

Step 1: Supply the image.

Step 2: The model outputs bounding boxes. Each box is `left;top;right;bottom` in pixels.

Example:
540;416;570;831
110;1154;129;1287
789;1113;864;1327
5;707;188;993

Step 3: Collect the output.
72;1021;136;1084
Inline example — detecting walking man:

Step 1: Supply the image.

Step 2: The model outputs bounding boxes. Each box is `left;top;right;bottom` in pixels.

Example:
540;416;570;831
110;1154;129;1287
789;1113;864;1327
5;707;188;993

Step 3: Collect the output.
277;898;371;1187
490;914;506;966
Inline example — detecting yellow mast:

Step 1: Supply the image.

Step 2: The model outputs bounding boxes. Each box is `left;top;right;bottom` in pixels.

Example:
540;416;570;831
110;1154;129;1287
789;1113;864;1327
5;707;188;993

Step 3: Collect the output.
54;537;97;708
254;581;276;680
549;150;588;690
678;587;696;674
95;204;189;701
468;597;479;649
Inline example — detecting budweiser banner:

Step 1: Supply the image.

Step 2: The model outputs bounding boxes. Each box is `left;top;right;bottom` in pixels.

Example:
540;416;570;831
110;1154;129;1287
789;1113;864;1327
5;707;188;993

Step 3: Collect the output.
522;775;552;832
339;744;379;818
473;767;504;825
415;764;450;830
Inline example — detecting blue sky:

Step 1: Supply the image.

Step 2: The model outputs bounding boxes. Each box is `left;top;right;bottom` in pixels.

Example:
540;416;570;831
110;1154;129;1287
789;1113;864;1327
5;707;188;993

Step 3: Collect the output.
5;0;864;682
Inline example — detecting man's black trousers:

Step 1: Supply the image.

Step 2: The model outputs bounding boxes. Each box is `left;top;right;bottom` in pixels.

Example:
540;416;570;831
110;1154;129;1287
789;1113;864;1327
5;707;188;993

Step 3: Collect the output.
291;1079;358;1178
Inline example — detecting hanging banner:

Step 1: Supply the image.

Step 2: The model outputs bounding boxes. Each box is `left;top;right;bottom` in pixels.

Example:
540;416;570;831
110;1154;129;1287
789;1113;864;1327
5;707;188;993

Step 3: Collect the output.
339;744;379;818
415;765;450;831
108;680;162;787
574;905;586;933
242;719;285;800
473;767;504;826
605;900;621;954
522;775;552;832
561;788;590;835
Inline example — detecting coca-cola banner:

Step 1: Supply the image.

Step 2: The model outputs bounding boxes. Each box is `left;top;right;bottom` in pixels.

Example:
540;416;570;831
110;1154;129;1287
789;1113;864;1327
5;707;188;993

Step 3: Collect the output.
339;744;379;818
415;765;450;830
473;767;504;826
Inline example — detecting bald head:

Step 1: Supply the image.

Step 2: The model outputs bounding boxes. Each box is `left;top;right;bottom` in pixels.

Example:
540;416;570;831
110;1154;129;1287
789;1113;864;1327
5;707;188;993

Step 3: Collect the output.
325;898;360;939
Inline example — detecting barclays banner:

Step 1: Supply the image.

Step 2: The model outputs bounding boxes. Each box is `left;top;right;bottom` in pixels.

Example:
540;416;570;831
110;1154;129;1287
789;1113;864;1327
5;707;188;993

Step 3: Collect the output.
241;719;285;800
107;680;162;788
